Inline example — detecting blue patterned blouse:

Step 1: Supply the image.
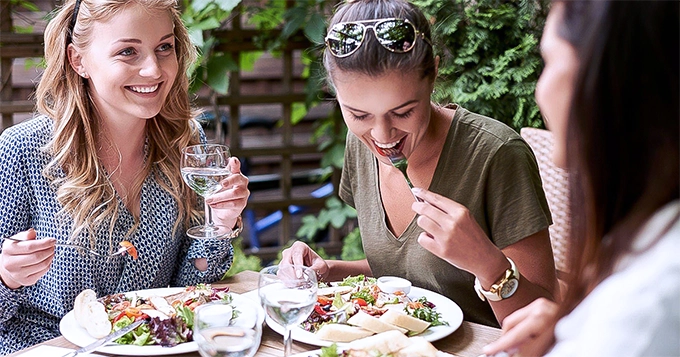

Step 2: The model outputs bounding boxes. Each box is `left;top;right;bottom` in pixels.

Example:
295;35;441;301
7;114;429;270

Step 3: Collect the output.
0;116;234;354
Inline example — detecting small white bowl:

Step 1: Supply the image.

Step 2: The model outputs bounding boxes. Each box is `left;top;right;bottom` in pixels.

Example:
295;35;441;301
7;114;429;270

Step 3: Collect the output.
377;276;412;294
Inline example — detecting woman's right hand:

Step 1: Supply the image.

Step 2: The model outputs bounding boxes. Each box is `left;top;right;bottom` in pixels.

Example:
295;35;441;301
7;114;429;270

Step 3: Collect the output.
0;229;56;289
483;298;559;357
279;241;329;281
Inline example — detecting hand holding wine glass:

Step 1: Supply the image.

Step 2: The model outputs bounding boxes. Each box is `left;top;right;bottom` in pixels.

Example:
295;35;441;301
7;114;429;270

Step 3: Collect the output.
181;144;235;240
258;265;317;357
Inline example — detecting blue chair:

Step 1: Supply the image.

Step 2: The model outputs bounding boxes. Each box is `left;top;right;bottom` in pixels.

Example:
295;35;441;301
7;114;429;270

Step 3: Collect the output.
245;182;333;250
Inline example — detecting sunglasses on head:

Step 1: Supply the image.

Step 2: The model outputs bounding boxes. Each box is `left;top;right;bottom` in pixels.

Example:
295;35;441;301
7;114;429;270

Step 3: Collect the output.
325;18;432;58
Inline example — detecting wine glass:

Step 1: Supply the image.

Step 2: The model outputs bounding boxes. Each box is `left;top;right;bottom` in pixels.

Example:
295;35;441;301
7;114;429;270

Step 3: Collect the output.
258;265;317;357
181;144;233;239
193;301;262;357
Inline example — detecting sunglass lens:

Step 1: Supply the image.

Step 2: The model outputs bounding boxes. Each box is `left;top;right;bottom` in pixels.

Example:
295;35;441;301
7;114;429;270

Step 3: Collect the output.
375;20;416;53
326;23;365;57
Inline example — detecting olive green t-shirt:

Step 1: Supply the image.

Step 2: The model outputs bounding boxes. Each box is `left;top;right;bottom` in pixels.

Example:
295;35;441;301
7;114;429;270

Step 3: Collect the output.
339;105;552;327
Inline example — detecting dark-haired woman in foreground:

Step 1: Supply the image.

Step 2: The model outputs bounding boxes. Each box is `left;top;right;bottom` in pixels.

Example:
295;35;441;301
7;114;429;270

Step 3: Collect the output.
484;1;679;355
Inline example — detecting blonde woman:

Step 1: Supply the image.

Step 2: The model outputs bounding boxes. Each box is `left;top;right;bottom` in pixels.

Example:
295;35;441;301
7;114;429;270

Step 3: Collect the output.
0;0;249;352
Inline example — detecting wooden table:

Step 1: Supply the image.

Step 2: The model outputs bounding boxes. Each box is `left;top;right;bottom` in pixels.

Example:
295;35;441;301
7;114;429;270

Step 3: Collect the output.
9;270;501;357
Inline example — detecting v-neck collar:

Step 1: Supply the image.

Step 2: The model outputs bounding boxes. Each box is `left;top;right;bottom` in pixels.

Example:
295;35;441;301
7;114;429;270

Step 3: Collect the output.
374;105;461;242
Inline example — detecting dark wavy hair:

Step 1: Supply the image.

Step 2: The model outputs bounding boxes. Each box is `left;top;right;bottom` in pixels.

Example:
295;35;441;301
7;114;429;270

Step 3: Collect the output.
323;0;436;89
557;0;679;316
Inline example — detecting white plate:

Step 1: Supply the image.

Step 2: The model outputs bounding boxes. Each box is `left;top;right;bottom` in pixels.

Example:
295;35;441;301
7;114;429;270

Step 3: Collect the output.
289;349;331;357
60;287;264;356
265;286;463;347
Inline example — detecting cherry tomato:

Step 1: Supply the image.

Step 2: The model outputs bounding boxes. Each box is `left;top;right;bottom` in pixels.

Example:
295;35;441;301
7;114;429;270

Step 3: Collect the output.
317;296;333;306
136;313;150;321
352;298;368;306
112;311;127;323
314;305;327;315
125;307;143;319
119;240;138;260
111;301;131;311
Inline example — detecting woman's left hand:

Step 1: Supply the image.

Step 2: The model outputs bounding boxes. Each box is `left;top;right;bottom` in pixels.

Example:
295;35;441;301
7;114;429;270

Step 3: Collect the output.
483;298;558;357
206;157;250;229
411;187;505;276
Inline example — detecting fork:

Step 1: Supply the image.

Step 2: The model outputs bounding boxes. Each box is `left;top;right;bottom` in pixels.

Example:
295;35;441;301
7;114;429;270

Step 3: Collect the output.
3;236;130;258
386;151;422;202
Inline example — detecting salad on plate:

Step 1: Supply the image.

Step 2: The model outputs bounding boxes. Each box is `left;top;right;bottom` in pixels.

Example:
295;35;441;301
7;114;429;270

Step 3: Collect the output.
73;284;235;347
301;275;448;343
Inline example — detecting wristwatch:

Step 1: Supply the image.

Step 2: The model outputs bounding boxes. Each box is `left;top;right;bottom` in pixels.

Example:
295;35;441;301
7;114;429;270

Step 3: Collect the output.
474;257;520;302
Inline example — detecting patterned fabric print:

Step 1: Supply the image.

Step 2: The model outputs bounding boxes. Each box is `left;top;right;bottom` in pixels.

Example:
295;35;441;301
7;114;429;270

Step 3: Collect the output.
0;116;234;354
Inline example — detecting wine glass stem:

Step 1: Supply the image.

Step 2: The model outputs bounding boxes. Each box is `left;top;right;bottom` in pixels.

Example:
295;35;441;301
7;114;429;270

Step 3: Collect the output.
284;326;293;357
204;199;216;231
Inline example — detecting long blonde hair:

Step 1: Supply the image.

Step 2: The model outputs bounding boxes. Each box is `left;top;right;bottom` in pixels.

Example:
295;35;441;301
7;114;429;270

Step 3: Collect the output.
36;0;200;247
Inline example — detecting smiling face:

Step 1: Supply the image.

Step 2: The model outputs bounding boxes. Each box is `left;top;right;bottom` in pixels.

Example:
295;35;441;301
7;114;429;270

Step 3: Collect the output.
332;70;434;165
536;2;579;168
68;3;178;124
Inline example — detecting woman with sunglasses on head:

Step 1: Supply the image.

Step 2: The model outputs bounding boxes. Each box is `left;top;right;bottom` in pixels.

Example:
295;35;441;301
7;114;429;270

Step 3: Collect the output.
482;1;679;356
282;0;558;328
0;0;249;353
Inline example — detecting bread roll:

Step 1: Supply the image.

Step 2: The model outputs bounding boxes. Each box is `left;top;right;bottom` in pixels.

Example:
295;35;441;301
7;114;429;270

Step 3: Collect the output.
379;309;430;334
315;323;374;342
83;300;112;338
348;330;410;354
347;311;408;334
73;289;97;328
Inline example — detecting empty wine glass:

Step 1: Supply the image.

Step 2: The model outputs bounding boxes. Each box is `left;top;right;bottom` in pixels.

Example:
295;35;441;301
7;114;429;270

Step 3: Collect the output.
194;301;262;357
258;265;317;357
181;144;233;239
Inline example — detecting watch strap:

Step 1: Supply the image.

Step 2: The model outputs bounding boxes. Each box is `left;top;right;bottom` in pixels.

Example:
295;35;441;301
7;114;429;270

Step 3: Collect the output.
474;257;519;302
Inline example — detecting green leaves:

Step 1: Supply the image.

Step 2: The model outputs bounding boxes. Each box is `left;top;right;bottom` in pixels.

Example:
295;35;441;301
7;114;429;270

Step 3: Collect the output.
304;12;327;45
183;0;242;94
206;54;238;94
278;1;330;45
340;228;365;261
282;6;307;39
296;197;357;241
192;0;241;12
224;238;263;278
416;0;549;131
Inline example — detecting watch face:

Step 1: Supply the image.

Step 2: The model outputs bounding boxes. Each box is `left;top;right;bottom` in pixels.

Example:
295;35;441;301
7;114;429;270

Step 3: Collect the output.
500;278;519;299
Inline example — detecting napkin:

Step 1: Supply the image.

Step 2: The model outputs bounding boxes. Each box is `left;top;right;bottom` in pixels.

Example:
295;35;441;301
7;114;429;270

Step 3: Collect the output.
16;345;105;356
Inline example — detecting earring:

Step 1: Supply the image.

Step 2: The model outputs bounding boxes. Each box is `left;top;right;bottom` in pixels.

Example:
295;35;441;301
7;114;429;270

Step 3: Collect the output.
80;72;88;78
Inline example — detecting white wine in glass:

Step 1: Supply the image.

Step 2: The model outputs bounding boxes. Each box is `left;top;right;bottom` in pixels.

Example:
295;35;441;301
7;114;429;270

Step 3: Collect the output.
181;144;233;239
258;265;317;357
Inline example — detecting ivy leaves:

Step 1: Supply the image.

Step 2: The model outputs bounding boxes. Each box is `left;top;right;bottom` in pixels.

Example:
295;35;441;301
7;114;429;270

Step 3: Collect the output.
297;197;357;241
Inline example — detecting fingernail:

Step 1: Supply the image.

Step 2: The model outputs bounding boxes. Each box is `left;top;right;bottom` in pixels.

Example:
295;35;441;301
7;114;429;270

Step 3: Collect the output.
411;187;422;194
